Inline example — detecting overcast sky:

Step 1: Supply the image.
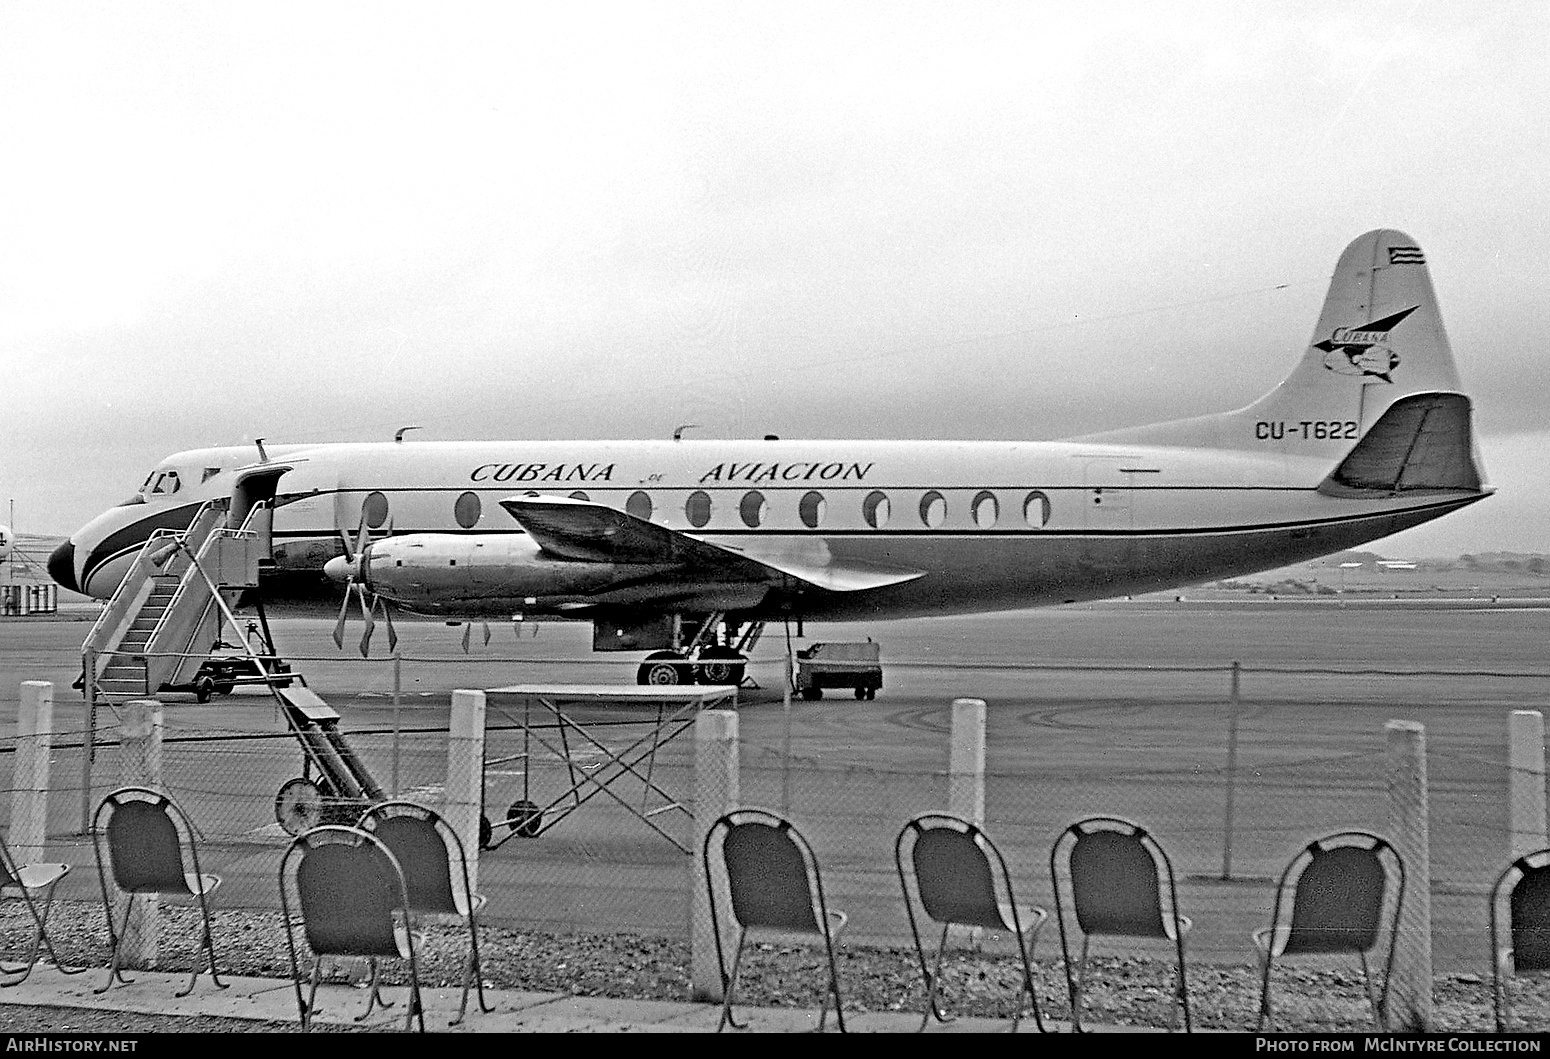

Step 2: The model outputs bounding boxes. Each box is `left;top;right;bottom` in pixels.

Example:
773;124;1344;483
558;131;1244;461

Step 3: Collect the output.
2;1;1546;558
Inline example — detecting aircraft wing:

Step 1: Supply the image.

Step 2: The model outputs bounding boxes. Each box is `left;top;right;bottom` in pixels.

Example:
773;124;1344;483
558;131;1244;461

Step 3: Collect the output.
498;495;925;593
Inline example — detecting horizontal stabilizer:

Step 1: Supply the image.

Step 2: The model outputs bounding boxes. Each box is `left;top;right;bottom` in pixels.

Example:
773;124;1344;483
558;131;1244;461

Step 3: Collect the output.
1318;392;1484;497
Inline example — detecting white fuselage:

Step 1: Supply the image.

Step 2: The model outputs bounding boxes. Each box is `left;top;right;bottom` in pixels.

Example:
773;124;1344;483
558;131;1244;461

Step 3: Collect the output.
59;436;1483;622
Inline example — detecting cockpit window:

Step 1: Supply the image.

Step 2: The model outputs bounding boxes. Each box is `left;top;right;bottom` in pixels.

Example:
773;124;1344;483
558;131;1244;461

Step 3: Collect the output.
146;470;182;496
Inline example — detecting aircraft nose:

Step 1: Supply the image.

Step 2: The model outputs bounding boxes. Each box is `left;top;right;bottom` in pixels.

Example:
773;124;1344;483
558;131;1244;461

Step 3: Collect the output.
47;540;78;594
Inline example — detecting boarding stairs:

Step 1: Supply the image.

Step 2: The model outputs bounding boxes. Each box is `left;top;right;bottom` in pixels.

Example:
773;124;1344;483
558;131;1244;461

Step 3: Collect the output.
82;495;383;830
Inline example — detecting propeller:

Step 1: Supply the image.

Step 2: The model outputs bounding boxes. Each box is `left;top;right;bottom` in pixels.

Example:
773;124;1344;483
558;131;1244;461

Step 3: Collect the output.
325;513;398;657
458;621;492;653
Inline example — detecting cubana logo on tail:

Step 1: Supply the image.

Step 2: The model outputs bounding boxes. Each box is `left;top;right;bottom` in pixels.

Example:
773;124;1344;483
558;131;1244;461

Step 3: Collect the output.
1314;305;1417;384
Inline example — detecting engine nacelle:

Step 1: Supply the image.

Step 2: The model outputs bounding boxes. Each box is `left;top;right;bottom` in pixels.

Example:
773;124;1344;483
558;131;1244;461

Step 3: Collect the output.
355;533;644;614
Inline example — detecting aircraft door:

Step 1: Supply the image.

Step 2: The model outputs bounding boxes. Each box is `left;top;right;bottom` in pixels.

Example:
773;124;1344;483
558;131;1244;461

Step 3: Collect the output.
1080;458;1135;572
1083;460;1133;531
230;466;291;554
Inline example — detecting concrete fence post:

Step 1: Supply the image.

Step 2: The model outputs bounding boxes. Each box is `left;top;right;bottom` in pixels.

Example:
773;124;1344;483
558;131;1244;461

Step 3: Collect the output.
1509;710;1547;860
948;698;986;826
13;681;55;867
1386;719;1432;1032
117;700;164;969
447;689;486;895
691;709;739;1003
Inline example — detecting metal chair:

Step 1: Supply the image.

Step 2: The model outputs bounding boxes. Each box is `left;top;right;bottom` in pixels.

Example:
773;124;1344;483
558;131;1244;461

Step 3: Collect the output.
702;809;847;1032
1491;848;1550;1032
0;832;84;985
91;786;226;997
279;825;425;1032
895;813;1047;1032
357;800;493;1025
1254;830;1405;1032
1050;816;1191;1033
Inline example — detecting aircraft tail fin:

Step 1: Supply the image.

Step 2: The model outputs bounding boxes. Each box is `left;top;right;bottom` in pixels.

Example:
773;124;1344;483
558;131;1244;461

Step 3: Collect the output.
1072;230;1473;464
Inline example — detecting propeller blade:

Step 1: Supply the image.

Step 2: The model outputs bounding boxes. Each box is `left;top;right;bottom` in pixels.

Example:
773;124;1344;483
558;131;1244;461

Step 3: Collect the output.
332;586;351;649
461;623;472;653
482;622;492;647
358;589;376;657
384;601;399;654
354;513;370;563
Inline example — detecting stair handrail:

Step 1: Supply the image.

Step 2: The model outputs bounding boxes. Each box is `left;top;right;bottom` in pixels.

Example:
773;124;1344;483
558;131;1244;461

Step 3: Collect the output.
139;517;264;691
82;499;227;658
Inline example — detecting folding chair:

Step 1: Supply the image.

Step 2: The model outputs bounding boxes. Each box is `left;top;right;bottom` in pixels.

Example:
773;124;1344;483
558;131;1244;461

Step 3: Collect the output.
1050;816;1191;1033
279;825;425;1032
357;800;493;1025
702;809;847;1032
895;813;1047;1032
1254;830;1405;1032
0;832;84;986
91;786;226;997
1491;848;1550;1032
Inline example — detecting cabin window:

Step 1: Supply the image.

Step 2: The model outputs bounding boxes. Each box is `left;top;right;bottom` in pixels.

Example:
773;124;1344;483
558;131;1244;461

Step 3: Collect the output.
919;490;946;528
569;491;589;501
626;491;653;520
685;490;712;528
799;491;826;528
862;490;890;529
201;467;221;483
362;491;389;528
1024;490;1051;528
740;491;767;528
454;491;481;529
972;491;999;529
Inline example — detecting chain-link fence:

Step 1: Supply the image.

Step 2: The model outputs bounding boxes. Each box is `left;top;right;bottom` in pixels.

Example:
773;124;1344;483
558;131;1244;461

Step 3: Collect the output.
3;653;1546;975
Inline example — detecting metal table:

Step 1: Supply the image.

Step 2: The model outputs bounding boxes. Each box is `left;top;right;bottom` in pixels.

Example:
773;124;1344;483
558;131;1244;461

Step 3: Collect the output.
481;683;738;853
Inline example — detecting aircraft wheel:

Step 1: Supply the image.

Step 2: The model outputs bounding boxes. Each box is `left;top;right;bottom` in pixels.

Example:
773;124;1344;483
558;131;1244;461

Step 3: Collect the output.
695;648;745;686
214;681;236;696
275;777;323;836
193;676;215;703
639;653;687;686
508;799;543;838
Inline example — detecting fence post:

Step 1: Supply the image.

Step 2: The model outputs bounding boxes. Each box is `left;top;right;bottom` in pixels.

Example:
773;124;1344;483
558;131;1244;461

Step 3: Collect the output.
117;700;163;969
446;689;486;895
82;649;96;835
948;698;986;825
13;681;55;866
1221;661;1241;880
392;653;402;798
1386;719;1432;1031
1509;710;1547;859
691;709;739;1003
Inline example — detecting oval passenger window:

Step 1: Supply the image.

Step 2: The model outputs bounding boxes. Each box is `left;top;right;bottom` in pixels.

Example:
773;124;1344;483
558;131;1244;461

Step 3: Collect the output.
799;491;826;529
919;490;946;528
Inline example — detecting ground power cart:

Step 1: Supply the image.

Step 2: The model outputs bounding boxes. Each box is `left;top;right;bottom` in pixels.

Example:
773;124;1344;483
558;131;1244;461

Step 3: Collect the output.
795;641;882;700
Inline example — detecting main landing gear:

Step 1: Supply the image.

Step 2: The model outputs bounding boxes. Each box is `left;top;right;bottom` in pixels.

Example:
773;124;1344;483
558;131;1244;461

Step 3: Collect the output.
634;616;762;687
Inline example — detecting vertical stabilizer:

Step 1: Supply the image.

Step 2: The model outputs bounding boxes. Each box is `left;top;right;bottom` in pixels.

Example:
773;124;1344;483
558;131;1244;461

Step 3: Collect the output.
1072;230;1468;462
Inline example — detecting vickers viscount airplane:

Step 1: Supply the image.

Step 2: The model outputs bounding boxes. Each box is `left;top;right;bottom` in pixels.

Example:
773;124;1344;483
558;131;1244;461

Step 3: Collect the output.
51;229;1489;686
